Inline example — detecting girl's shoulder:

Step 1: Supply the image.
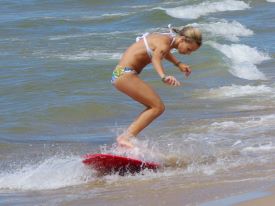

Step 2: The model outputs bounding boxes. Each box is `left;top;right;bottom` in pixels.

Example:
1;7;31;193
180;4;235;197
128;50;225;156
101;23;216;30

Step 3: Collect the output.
150;33;172;48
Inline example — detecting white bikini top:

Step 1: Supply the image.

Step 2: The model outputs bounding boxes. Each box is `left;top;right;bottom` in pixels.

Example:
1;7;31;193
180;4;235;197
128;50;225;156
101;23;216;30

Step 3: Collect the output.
136;24;176;59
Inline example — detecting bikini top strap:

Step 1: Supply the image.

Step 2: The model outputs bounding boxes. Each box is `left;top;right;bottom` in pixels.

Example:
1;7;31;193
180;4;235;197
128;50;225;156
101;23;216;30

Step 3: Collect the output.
168;24;173;34
136;32;149;42
168;24;176;46
135;24;175;58
143;33;153;58
136;32;152;58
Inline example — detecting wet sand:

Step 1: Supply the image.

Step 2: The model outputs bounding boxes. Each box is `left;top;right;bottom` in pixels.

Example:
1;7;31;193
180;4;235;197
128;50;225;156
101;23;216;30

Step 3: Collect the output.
60;174;275;206
235;186;275;206
201;184;275;206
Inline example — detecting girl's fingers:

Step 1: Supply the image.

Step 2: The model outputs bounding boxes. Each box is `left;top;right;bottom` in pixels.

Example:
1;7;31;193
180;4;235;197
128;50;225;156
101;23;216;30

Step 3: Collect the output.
165;76;180;86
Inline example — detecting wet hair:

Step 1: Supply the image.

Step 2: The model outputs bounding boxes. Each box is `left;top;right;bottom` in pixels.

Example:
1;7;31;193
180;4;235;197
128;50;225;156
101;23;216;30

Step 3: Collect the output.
172;26;202;47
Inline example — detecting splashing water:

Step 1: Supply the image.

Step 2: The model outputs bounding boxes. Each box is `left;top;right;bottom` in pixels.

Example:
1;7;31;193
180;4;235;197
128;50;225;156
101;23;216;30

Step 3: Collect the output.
0;156;95;191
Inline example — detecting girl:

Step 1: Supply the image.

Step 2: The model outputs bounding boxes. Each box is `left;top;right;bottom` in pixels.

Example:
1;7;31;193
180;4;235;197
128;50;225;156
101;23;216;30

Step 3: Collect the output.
111;25;202;148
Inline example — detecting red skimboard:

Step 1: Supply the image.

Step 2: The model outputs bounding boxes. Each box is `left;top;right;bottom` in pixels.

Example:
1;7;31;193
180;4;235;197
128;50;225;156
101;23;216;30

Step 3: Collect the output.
82;153;161;175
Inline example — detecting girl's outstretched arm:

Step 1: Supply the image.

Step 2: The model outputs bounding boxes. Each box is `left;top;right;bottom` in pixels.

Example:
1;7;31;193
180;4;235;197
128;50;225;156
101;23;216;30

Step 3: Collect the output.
152;48;180;86
151;47;166;78
165;52;192;78
165;51;180;66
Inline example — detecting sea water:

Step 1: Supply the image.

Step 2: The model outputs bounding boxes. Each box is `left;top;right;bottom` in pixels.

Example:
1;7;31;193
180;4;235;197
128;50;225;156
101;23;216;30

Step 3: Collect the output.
0;0;275;205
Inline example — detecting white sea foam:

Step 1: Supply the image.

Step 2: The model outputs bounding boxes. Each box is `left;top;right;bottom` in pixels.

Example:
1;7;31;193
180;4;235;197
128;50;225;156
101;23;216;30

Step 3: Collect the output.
101;13;130;18
210;43;270;66
209;42;270;80
0;156;94;190
266;0;275;2
75;13;129;21
49;33;97;41
231;63;267;80
190;20;253;42
123;5;150;9
57;51;122;61
75;12;132;21
232;140;242;147
242;143;275;153
203;84;273;99
210;115;275;131
160;0;250;19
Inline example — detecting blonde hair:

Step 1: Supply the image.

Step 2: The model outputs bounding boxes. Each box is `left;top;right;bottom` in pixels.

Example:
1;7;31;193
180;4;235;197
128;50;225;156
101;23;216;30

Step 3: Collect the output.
172;26;202;47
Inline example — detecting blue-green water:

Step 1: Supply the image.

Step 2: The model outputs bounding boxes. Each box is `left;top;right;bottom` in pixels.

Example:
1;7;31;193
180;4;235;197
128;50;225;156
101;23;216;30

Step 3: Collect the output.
0;0;275;205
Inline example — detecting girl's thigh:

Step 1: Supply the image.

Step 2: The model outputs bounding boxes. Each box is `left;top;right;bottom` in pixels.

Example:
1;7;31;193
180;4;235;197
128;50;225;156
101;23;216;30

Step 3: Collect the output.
114;73;163;108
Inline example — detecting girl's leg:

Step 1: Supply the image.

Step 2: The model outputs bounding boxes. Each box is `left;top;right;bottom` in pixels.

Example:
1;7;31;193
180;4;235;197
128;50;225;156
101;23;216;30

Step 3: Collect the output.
114;73;165;148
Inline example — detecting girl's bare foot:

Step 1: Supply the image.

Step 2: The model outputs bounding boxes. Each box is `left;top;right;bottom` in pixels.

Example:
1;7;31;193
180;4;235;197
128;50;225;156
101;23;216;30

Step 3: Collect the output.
116;135;135;148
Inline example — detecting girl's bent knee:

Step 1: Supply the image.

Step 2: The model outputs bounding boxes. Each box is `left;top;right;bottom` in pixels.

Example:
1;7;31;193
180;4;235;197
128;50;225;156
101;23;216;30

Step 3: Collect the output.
153;103;165;117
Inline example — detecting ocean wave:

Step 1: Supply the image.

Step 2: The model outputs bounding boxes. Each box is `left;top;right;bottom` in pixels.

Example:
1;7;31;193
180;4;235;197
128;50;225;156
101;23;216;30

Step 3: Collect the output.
200;84;273;99
209;43;270;65
189;19;253;42
209;42;270;80
158;0;250;19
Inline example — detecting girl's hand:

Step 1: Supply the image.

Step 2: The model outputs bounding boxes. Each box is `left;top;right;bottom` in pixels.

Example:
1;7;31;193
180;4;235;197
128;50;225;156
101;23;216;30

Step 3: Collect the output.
162;75;181;86
178;63;192;78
